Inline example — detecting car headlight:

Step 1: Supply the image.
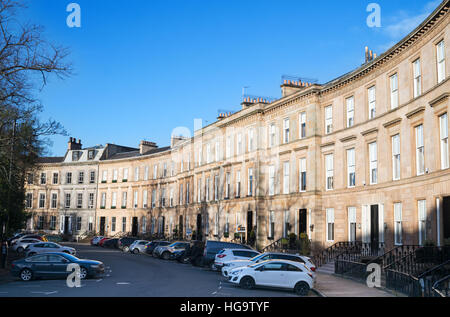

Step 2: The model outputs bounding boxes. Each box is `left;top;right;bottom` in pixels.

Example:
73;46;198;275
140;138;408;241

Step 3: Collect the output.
231;269;243;276
90;264;101;268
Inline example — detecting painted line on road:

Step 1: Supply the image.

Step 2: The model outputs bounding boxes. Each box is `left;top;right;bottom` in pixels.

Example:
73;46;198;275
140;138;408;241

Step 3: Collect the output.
31;291;58;295
116;282;131;285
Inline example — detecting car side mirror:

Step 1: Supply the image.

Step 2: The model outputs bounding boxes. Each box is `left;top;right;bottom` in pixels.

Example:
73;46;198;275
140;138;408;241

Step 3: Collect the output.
255;266;264;271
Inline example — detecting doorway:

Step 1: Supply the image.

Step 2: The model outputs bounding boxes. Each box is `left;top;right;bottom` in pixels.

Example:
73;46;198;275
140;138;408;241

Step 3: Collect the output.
247;211;253;242
443;197;450;241
299;209;307;237
179;215;184;239
99;217;105;236
196;214;203;241
132;217;138;236
370;205;379;253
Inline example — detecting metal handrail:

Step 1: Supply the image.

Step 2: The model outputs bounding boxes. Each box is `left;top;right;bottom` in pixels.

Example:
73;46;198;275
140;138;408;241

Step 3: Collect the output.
432;275;450;297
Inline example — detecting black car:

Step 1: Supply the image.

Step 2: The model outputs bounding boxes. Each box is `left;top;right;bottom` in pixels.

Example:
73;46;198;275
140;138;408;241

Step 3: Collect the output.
102;238;119;249
118;237;138;252
11;252;105;281
199;240;253;268
144;240;170;255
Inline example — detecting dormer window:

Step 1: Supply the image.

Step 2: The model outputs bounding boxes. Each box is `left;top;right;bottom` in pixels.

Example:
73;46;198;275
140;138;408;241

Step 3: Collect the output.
72;151;81;161
88;150;95;160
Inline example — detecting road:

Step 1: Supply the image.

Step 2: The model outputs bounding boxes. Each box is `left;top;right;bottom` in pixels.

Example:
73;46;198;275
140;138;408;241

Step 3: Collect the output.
0;243;316;297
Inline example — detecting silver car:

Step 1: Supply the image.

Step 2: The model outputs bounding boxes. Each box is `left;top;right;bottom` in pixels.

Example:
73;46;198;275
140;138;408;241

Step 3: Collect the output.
129;240;150;254
25;242;76;257
11;238;42;254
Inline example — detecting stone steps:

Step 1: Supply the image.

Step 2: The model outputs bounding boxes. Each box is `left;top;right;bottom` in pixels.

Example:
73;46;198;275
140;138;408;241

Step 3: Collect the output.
317;261;335;275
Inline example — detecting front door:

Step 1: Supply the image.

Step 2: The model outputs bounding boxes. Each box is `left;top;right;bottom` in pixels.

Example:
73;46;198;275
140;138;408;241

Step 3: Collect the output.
370;205;379;253
247;211;253;242
299;209;307;237
132;217;138;236
99;217;106;236
443;197;450;241
64;217;70;235
179;215;184;238
196;214;202;241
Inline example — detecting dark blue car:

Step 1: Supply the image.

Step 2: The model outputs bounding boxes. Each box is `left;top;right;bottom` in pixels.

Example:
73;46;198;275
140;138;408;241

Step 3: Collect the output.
11;252;105;281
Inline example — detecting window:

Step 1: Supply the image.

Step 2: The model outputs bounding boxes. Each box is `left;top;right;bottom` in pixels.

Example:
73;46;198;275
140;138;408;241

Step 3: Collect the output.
142;216;147;233
248;168;253;196
198;147;202;166
390;73;399;109
87;171;94;184
122;217;127;232
77;193;83;209
144;166;149;181
100;193;106;208
299;112;306;139
72;151;81;161
122;192;127;208
283;210;290;238
152;189;157;208
283;118;290;144
53;173;58;185
394;203;402;245
348;207;356;242
205;178;210;202
369;142;378;184
163;163;167;177
215;141;220;161
237;134;242;155
111;192;117;208
179;185;183;205
299;158;306;192
392;134;401;180
345;97;355;128
368;86;376;119
437;40;446;83
325;154;334;190
76;217;82;231
78;171;84;184
134;167;139;181
214;176;218;201
347;148;355;188
440;113;449;169
26;193;32;208
153;165;158;179
186;182;190;204
66;172;72;184
413;59;421;98
113;169;118;182
197;179;202;203
235;171;241;198
134;191;138;208
112;217;116;232
89;216;93;231
51;193;57;209
283;162;290;194
226;136;231;159
225;172;230;199
326;208;335;241
415;125;425;175
88;193;94;209
37;216;44;230
418;200;427;245
269;123;276;148
65;193;71;209
325;105;333;134
39;193;45;208
27;173;34;185
268;165;275;196
268;211;275;239
143;190;148;208
50;216;56;230
102;170;107;182
88;150;95;160
40;173;46;185
206;144;211;164
248;129;255;152
123;168;129;181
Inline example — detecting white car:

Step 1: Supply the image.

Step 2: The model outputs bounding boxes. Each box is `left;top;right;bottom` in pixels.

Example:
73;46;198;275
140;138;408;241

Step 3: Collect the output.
25;242;76;257
129;240;150;254
228;260;315;296
11;238;42;253
222;252;316;277
214;249;260;270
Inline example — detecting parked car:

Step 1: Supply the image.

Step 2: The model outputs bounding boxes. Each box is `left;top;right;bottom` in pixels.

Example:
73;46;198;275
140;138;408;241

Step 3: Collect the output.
45;235;63;243
174;241;204;264
25;242;76;257
11;238;42;254
144;241;170;255
11;234;46;247
228;260;315;296
129;240;150;254
97;238;110;247
222;252;316;277
155;241;190;260
213;249;260;271
199;240;253;268
11;252;105;281
118;237;138;252
7;232;29;246
102;238;119;249
90;236;104;246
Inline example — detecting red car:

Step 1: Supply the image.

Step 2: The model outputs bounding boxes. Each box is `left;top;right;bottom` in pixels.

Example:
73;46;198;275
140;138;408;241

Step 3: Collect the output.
98;238;111;247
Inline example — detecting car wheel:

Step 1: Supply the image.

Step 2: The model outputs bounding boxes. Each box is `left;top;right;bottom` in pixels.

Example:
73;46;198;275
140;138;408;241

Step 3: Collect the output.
77;267;88;280
20;269;33;282
123;246;129;252
294;282;310;296
162;252;170;260
239;276;255;290
133;249;139;254
16;247;24;253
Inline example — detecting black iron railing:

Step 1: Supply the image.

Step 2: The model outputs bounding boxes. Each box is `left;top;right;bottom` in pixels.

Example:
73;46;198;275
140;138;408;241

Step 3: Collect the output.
368;245;422;269
335;242;386;263
335;259;368;281
432;275;450;297
385;269;422;297
311;241;366;268
417;259;450;297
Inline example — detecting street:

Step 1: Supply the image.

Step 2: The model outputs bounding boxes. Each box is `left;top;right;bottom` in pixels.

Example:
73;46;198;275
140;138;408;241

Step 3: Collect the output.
0;244;316;297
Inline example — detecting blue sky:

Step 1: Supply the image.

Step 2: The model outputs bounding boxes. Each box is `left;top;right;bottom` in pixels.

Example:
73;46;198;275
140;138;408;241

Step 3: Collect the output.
21;0;442;156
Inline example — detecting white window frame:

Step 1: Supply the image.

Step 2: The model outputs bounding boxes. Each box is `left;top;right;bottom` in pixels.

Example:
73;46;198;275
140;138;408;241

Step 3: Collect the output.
248;168;253;196
325;154;334;191
440;113;449;170
413;59;422;98
299;112;306;139
299;158;307;192
390;73;399;109
269;123;276;148
283;118;290;144
347;148;355;188
392;134;401;180
269;165;275;196
283;161;290;194
348;207;357;242
437;40;446;83
346;96;354;127
112;192;117;208
326;208;335;242
418;200;427;246
415;125;425;175
325;105;333;134
368;86;376;119
369;142;378;185
394;203;403;246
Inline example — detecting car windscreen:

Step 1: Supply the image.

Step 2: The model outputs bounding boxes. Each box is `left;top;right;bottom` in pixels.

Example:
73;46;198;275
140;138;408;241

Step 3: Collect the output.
61;253;80;262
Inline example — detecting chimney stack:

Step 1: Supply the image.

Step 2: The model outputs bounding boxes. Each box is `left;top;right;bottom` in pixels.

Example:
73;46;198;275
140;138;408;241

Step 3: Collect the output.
68;137;82;151
139;140;158;155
